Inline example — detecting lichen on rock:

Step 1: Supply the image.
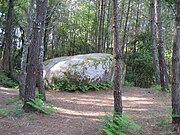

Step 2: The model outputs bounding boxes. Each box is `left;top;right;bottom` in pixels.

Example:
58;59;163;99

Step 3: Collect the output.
43;53;114;84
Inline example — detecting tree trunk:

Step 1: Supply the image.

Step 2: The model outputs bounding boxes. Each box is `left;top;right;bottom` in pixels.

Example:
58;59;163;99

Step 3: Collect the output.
122;0;131;57
23;0;48;112
97;0;104;53
112;0;123;115
104;0;111;53
172;1;180;124
1;0;14;75
150;0;160;84
155;0;169;91
19;0;35;98
37;0;48;101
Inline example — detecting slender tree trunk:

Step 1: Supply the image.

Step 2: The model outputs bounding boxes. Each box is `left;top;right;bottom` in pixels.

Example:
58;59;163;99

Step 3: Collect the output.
150;0;160;84
112;0;122;115
37;0;48;101
101;0;106;51
172;1;180;124
104;0;111;52
97;0;104;53
122;0;131;56
155;0;169;91
119;0;125;30
1;0;14;75
19;0;34;98
23;0;48;112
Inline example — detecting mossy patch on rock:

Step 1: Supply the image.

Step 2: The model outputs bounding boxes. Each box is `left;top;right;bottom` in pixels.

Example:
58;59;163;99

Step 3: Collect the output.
43;53;114;85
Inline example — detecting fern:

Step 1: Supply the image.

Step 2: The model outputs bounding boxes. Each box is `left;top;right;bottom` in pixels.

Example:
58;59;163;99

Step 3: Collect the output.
27;98;55;114
12;100;24;117
101;113;141;135
50;80;113;92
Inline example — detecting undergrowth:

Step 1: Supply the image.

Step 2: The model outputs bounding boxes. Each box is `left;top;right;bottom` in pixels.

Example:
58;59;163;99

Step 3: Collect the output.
0;99;24;118
101;113;140;135
0;72;18;88
47;80;113;92
27;94;55;114
0;108;10;117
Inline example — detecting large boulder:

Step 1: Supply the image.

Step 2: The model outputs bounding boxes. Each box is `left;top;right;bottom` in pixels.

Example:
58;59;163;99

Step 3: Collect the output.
43;53;113;84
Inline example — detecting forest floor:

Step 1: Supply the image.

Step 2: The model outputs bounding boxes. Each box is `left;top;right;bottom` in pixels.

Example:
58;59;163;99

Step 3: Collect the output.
0;86;179;135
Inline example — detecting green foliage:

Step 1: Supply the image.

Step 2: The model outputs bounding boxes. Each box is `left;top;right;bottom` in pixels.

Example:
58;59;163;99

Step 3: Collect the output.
0;72;18;88
12;100;24;117
1;98;24;118
0;108;10;117
27;96;55;114
49;80;113;92
164;0;178;4
101;113;141;135
123;81;135;87
157;118;170;128
125;32;154;88
151;85;162;91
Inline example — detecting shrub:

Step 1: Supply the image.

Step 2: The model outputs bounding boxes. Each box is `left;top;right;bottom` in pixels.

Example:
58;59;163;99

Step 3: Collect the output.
48;80;113;92
0;72;18;88
125;32;154;88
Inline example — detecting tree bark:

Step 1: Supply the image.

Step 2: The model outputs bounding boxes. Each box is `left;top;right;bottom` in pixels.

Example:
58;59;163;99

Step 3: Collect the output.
1;0;14;75
97;0;104;53
37;0;48;101
19;0;35;98
23;0;48;111
112;0;123;115
172;1;180;124
155;0;169;91
150;0;160;84
122;0;131;57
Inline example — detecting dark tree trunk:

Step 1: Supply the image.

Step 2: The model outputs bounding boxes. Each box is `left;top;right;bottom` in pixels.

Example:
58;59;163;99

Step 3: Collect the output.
97;0;104;53
1;0;14;75
23;0;48;111
172;1;180;124
150;0;160;84
104;0;111;53
112;0;123;115
156;0;169;91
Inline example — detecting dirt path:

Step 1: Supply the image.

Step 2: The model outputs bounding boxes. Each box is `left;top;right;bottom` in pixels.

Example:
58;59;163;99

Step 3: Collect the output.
0;86;174;135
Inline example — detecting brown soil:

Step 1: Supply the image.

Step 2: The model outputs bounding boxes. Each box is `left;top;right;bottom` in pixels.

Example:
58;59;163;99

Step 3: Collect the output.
0;86;178;135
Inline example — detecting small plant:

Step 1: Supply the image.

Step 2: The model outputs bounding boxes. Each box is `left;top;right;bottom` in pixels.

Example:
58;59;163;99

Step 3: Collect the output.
0;108;10;117
27;96;55;114
49;80;113;92
101;113;141;135
12;100;24;117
